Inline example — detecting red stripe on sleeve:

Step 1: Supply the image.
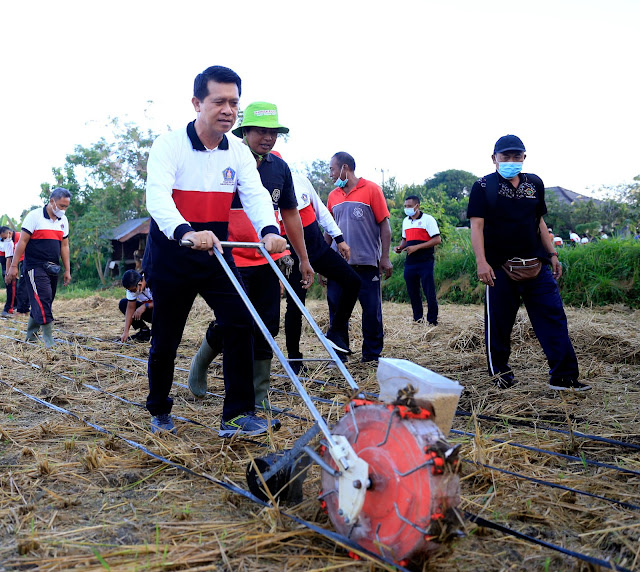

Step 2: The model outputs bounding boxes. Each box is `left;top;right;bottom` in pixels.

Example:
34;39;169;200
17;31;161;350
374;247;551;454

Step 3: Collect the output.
172;189;234;223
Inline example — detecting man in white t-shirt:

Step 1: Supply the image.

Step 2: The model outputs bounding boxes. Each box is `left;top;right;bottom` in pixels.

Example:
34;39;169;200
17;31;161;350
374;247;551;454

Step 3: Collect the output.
393;195;441;324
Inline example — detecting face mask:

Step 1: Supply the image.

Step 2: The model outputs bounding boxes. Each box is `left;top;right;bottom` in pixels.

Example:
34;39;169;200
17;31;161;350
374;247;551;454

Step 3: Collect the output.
498;162;523;179
51;201;65;218
404;207;416;216
334;166;348;188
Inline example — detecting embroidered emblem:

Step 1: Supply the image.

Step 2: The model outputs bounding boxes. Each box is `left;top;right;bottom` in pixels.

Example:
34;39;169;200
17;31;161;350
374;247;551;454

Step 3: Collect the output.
61;224;65;229
353;207;364;218
301;193;308;204
272;189;281;203
254;110;276;117
222;167;236;185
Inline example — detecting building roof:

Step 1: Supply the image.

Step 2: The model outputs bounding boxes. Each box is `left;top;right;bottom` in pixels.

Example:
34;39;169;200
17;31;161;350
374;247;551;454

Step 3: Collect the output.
102;217;150;242
546;187;602;206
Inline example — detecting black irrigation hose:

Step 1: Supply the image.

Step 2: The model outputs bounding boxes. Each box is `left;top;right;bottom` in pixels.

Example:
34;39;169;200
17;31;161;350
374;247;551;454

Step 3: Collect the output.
0;378;409;572
456;410;640;452
464;511;633;572
450;429;640;478
463;459;640;512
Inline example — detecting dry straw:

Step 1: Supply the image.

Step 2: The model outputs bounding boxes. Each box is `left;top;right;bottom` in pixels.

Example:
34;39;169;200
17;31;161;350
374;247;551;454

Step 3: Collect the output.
0;296;638;570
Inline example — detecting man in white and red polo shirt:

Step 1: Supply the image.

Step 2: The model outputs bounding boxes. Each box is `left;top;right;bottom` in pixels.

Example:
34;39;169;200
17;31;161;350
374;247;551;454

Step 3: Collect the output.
394;195;441;324
6;188;72;348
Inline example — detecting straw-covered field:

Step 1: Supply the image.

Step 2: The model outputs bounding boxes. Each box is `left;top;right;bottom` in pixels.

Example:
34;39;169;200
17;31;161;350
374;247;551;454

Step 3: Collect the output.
1;295;639;571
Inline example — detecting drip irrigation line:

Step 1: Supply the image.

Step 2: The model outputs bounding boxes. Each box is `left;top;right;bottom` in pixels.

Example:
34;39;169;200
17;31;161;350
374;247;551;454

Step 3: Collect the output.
2;352;271;449
456;409;640;452
463;459;640;512
451;429;640;478
0;377;409;572
464;511;632;572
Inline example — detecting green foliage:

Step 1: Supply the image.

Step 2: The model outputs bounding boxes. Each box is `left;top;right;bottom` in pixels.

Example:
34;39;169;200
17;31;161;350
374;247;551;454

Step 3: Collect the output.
304;160;335;203
40;116;159;284
556;238;640;306
382;236;640;308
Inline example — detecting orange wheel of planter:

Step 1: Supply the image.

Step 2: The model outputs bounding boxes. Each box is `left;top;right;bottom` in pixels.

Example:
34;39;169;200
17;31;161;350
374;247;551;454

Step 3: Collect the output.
320;403;460;563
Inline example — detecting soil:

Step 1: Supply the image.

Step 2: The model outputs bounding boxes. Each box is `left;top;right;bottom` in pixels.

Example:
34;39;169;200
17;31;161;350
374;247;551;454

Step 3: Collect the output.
0;295;639;571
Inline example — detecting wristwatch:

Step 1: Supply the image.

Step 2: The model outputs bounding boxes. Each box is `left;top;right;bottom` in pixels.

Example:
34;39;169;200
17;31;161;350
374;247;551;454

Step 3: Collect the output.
548;251;559;257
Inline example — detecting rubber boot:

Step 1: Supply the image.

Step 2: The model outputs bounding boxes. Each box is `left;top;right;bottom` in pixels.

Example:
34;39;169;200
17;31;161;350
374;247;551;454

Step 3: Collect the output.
25;317;40;342
41;323;56;349
188;337;218;397
253;359;272;408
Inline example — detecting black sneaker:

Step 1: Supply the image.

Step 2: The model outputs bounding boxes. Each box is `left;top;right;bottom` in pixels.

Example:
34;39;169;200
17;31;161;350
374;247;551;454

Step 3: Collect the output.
549;378;592;391
131;328;151;342
150;414;176;434
325;330;351;354
219;412;281;438
494;374;518;389
361;356;379;364
428;321;438;326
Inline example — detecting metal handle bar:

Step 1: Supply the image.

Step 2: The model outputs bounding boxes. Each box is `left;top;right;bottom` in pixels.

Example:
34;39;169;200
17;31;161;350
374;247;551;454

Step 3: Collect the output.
179;238;360;451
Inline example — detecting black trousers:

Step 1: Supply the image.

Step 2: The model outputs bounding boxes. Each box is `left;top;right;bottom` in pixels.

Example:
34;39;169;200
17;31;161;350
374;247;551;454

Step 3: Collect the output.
25;266;58;325
3;272;15;313
118;298;153;330
285;247;361;357
16;262;30;313
146;258;255;420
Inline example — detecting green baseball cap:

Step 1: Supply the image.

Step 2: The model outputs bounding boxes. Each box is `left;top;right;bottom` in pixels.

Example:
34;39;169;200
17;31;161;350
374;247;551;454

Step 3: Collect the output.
231;101;289;138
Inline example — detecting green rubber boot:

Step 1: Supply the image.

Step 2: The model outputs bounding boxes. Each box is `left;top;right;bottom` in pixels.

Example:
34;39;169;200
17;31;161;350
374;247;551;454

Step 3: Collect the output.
253;359;272;408
41;323;56;349
188;337;218;397
25;317;41;342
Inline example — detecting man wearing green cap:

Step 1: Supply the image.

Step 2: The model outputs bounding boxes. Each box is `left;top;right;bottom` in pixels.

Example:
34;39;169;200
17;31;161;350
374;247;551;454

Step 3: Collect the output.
188;101;314;409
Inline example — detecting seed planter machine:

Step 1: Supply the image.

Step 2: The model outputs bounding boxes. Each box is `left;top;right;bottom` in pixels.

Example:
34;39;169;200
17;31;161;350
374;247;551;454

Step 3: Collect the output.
181;239;464;564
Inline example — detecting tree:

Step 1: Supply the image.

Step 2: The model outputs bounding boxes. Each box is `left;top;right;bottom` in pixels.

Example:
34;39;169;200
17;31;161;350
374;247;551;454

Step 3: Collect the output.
40;116;160;284
304;159;335;203
424;170;478;200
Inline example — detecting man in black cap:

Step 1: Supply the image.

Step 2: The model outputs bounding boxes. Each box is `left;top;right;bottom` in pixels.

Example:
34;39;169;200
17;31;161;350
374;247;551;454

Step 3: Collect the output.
467;135;588;391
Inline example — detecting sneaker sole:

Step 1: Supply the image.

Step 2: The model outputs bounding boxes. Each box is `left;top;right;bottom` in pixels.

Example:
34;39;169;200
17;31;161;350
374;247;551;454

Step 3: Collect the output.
325;338;350;354
549;384;592;391
218;423;281;438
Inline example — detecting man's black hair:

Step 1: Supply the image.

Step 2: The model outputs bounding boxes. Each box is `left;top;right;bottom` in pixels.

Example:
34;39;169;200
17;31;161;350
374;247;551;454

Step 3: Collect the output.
50;187;71;201
122;269;142;290
0;226;11;235
194;66;242;101
332;152;356;172
405;195;420;204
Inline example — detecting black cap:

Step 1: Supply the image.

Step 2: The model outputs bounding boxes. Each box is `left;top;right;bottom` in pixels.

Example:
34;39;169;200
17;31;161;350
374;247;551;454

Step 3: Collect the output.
494;134;526;154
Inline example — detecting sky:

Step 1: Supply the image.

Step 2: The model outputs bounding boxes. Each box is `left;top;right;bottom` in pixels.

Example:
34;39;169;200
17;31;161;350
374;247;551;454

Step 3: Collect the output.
1;0;638;220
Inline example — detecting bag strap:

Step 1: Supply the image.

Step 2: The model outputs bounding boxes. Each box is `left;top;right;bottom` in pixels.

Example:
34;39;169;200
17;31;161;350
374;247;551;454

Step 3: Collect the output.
483;172;499;210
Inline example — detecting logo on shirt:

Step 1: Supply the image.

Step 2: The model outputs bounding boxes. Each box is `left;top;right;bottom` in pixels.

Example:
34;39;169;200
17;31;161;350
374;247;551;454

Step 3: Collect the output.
222;167;236;185
301;193;308;204
272;189;281;203
353;206;364;218
61;224;65;230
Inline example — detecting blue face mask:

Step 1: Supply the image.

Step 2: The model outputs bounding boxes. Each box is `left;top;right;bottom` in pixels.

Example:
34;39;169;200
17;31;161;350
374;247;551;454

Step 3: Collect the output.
334;166;348;188
404;207;416;216
498;162;523;179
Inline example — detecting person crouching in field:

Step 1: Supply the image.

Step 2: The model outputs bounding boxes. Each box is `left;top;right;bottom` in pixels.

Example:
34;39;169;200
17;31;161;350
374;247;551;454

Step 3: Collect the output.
119;270;153;342
5;188;72;349
467;135;588;392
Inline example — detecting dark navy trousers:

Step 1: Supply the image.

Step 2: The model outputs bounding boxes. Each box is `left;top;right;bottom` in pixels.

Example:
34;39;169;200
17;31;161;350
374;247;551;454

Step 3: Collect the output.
16;262;30;313
328;265;383;361
285;246;361;358
485;265;579;382
25;266;58;325
118;298;153;330
404;259;438;323
146;258;255;420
